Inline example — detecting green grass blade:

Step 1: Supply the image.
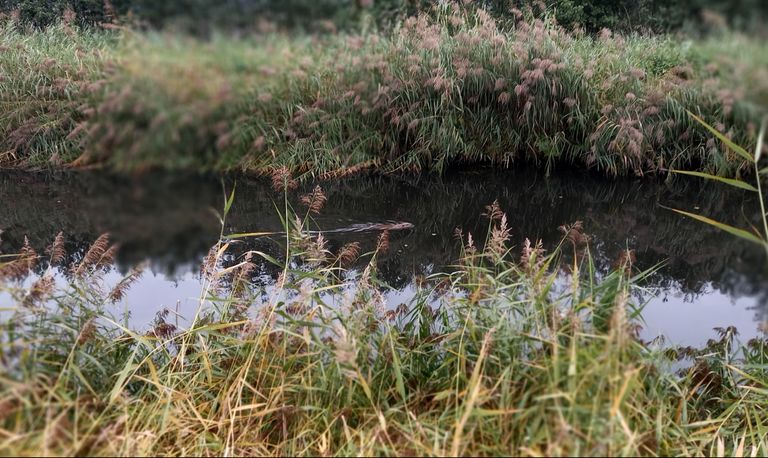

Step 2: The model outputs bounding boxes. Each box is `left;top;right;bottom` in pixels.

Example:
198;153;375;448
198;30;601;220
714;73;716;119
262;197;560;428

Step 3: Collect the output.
388;332;406;402
226;231;278;239
670;169;757;192
224;183;236;217
687;110;753;163
109;345;140;404
756;117;766;163
193;320;249;332
669;208;764;245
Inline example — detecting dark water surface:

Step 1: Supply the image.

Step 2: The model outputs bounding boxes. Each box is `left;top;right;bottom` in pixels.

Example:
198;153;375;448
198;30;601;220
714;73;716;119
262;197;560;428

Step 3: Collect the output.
1;169;766;346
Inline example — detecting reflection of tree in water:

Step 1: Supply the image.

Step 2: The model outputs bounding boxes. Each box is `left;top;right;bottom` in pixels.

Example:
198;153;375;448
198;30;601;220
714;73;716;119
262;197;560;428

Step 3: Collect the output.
1;168;766;311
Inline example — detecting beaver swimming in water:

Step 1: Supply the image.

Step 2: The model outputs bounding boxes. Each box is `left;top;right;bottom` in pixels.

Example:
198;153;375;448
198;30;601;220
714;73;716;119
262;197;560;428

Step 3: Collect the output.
227;221;414;240
310;220;414;234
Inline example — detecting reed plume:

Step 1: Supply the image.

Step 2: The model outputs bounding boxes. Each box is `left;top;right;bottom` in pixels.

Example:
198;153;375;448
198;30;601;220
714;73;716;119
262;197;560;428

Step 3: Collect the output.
46;232;66;266
304;233;328;265
108;264;146;303
270;167;298;192
520;238;544;265
235;251;256;285
23;274;55;308
20;237;36;265
483;200;503;221
231;251;256;299
0;259;31;281
98;244;118;269
300;185;327;214
200;243;220;281
332;324;359;379
463;232;477;257
76;318;97;345
337;242;361;267
73;233;111;277
486;214;511;261
558;221;589;247
613;249;636;274
0;237;38;281
151;322;177;339
376;230;390;254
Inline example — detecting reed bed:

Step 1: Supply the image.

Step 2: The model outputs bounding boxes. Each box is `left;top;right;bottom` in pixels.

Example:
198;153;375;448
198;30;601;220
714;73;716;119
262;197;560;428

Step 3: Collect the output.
1;4;766;178
1;191;768;456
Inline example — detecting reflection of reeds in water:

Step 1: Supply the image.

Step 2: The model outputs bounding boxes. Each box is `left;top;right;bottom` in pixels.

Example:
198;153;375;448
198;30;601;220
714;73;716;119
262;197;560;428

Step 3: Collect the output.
2;167;765;301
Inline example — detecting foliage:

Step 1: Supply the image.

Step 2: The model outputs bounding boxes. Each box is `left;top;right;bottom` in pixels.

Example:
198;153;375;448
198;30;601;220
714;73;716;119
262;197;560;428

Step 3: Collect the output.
0;0;362;32
2;0;768;34
0;6;766;179
2;193;768;455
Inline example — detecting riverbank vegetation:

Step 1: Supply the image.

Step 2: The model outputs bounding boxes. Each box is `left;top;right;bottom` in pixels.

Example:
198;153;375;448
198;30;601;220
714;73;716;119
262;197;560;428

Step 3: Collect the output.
2;195;768;455
3;1;768;456
1;3;767;179
5;0;768;35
